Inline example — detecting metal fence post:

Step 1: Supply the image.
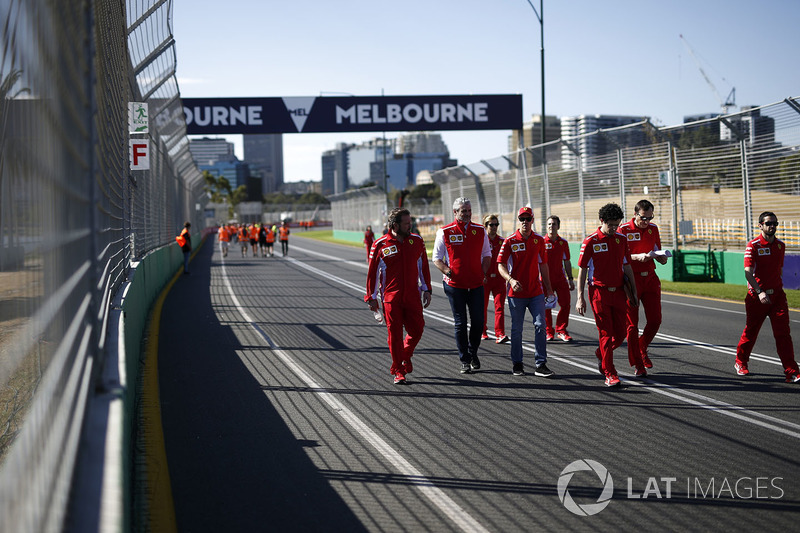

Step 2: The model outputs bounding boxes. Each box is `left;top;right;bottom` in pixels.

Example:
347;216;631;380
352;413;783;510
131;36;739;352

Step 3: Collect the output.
617;149;626;215
740;139;753;241
669;142;679;251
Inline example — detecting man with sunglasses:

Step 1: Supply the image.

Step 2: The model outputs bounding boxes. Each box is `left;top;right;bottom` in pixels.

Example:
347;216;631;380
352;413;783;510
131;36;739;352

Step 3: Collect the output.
618;199;670;370
481;214;509;344
433;197;492;374
576;203;642;386
497;207;555;377
735;211;800;383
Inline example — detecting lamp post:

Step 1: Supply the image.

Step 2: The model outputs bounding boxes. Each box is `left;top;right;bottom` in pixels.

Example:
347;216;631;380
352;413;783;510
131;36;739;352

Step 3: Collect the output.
525;0;546;231
525;0;545;150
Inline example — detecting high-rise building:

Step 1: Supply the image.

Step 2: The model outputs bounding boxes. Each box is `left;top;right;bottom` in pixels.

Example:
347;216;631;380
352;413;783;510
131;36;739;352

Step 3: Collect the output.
560;114;648;170
189;137;236;166
321;143;348;196
720;106;775;145
320;133;454;195
243;134;284;194
199;160;253;192
508;115;562;166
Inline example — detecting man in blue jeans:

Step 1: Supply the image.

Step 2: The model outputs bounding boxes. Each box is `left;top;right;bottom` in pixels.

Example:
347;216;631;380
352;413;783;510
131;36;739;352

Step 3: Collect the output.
432;197;492;374
497;207;554;376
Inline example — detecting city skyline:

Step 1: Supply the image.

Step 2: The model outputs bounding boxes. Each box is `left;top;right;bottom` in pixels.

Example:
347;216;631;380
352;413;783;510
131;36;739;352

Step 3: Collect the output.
173;0;799;183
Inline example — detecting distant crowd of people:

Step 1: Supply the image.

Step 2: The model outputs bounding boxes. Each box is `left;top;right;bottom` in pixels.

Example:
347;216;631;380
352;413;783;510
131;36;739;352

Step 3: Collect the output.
216;221;291;258
364;198;800;387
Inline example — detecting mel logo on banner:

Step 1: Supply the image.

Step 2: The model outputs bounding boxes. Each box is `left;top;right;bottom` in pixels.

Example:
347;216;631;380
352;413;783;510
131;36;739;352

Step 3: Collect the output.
130;140;149;170
181;94;522;135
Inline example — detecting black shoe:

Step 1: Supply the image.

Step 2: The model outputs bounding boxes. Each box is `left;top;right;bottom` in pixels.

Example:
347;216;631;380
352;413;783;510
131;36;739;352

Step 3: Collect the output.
470;355;481;371
460;362;472;374
534;364;554;378
512;362;524;376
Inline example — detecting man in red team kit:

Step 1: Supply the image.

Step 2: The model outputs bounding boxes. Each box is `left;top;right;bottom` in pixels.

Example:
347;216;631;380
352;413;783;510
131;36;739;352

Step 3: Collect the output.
543;215;574;342
366;208;432;384
735;211;800;383
363;225;375;263
576;203;644;386
618;199;670;369
432;197;492;374
497;207;554;377
481;213;509;344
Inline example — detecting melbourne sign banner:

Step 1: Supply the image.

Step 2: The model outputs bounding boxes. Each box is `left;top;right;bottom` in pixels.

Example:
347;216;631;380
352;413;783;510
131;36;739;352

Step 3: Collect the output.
182;95;522;135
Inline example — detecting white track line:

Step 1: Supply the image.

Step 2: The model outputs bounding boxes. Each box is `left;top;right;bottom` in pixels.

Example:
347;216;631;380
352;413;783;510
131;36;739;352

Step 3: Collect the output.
284;251;800;441
221;258;490;533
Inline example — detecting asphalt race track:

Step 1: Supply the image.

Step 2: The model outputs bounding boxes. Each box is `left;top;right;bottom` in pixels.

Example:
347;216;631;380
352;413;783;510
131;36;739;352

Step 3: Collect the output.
157;235;800;532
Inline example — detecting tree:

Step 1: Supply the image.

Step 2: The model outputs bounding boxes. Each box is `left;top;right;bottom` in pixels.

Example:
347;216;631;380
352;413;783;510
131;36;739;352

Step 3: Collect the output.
228;185;248;217
203;171;231;203
297;191;329;205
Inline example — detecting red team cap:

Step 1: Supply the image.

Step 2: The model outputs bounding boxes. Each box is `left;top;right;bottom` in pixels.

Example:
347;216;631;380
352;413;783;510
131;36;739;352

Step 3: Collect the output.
518;206;533;218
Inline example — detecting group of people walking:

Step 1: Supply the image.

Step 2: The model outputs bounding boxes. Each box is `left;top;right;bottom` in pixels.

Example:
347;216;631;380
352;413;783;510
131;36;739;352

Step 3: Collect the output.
364;197;800;387
217;221;291;258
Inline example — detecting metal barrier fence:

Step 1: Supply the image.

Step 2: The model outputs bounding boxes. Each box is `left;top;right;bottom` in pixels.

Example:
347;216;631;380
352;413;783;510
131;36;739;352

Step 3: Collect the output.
431;98;800;252
0;0;201;531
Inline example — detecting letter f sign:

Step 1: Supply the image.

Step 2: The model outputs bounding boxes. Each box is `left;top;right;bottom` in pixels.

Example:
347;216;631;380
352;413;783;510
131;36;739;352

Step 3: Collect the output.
130;140;150;170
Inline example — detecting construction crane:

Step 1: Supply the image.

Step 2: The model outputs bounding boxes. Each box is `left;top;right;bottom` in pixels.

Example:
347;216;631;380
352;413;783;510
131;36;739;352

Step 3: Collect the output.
680;34;736;114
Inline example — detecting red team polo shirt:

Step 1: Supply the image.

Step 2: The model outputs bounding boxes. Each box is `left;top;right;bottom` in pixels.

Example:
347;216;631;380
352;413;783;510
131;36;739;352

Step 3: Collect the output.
497;230;547;298
366;232;432;304
578;229;632;288
436;221;489;289
618;219;662;275
544;234;570;285
486;234;504;279
744;234;785;293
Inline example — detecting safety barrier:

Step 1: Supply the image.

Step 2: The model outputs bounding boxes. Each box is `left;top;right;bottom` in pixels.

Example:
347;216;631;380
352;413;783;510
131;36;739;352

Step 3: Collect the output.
0;1;201;531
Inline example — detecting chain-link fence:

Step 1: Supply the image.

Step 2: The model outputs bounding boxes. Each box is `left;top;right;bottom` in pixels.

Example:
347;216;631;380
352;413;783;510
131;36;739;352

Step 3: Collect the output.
432;98;800;253
0;0;201;531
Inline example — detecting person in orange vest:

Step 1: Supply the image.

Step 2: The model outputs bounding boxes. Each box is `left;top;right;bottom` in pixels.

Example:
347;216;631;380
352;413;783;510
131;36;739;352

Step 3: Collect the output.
238;224;249;257
218;223;230;257
265;224;275;257
176;222;191;274
279;222;290;257
249;224;259;256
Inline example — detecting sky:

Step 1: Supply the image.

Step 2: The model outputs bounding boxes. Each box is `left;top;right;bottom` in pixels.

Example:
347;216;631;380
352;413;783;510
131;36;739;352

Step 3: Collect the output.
172;0;799;183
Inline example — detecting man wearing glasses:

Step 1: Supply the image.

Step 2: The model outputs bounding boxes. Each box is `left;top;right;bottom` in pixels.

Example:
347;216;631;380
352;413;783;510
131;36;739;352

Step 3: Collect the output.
433;197;492;374
576;203;642;386
497;207;555;377
735;211;800;383
481;214;509;344
618;199;670;370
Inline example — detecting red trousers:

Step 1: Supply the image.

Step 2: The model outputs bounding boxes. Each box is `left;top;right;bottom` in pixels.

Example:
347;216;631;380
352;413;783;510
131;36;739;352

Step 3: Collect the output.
626;272;662;355
482;275;506;337
590;286;638;376
546;279;571;336
383;297;425;376
736;290;799;377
